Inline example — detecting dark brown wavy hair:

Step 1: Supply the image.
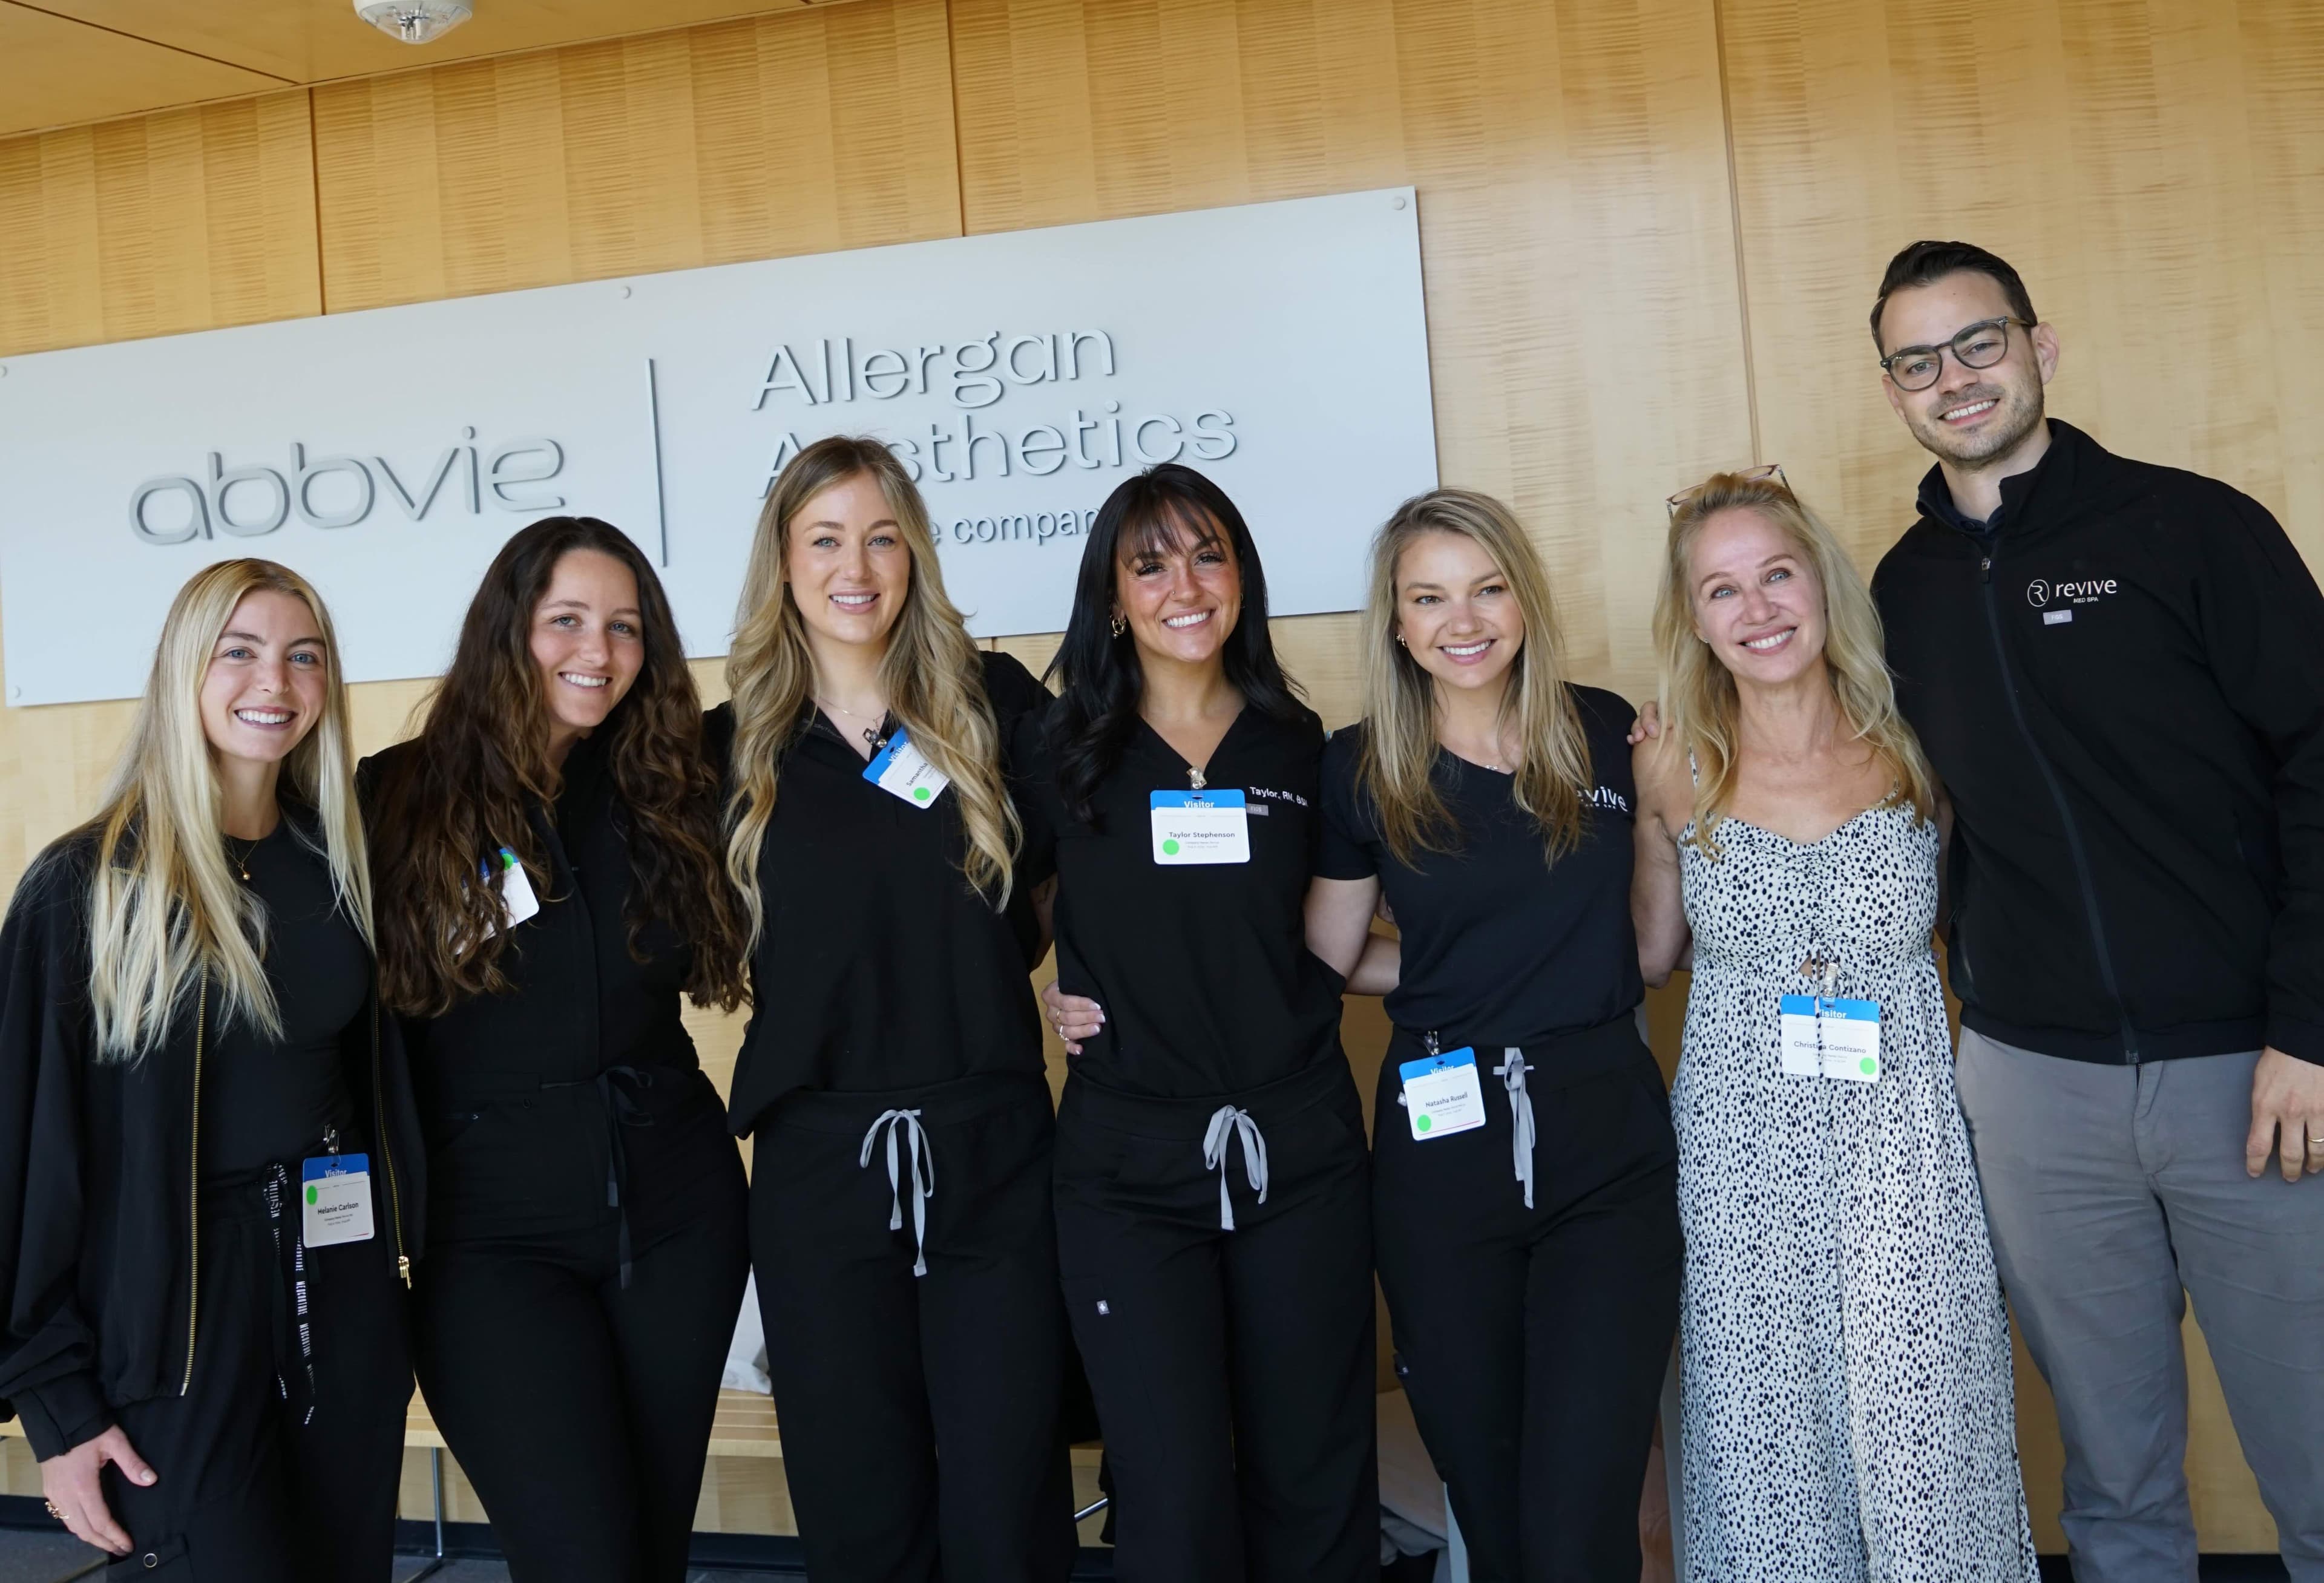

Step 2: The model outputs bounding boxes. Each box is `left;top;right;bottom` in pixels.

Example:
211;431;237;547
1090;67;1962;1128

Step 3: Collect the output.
367;516;747;1017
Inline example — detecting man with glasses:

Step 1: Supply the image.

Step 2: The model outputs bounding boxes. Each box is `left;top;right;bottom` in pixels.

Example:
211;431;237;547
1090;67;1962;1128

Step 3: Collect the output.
1867;238;2324;1581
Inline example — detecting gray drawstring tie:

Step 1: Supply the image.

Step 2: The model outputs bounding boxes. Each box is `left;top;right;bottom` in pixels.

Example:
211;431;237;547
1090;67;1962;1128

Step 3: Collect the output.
1493;1047;1536;1208
1201;1105;1269;1231
859;1109;936;1277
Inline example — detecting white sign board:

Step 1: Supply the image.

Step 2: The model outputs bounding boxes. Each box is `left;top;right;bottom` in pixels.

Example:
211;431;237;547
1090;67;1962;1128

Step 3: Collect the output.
0;188;1436;708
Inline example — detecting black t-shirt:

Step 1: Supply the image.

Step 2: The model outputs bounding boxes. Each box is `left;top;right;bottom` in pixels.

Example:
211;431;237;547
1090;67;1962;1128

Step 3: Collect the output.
204;820;365;1183
363;731;725;1244
1317;685;1643;1047
712;650;1057;1134
1015;698;1347;1099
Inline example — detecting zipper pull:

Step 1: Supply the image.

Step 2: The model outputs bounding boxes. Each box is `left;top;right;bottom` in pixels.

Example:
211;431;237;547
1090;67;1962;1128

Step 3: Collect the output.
1978;555;1992;583
397;1255;412;1288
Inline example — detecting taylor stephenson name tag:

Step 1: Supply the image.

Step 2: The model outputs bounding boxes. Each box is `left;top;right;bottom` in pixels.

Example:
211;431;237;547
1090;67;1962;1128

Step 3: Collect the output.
1149;790;1251;864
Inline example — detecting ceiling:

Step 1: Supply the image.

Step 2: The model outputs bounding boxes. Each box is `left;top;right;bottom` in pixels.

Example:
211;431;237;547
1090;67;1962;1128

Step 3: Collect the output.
0;0;867;138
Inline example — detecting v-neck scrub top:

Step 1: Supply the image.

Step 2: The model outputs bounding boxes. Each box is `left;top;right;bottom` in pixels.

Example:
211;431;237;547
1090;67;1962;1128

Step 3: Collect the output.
1316;685;1644;1047
1015;700;1348;1100
711;650;1057;1135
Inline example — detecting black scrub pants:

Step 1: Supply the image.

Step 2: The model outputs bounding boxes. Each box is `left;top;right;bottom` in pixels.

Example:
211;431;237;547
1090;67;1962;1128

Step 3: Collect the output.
102;1172;411;1582
1055;1055;1378;1583
752;1070;1077;1583
412;1145;749;1583
1374;1020;1682;1583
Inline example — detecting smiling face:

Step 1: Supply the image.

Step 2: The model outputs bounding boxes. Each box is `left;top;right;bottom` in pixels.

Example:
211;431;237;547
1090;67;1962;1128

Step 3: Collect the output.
528;548;645;746
1114;510;1243;669
1877;270;2058;469
1687;506;1828;687
199;589;329;769
1393;529;1524;698
784;471;911;657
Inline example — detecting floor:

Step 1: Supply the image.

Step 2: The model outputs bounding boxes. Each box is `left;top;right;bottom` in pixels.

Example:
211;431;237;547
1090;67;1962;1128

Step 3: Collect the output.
0;1530;2293;1583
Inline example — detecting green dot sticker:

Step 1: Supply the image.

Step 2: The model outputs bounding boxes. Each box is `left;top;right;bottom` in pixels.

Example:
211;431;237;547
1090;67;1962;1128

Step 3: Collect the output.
1163;838;1181;856
1860;1057;1878;1076
1415;1113;1432;1133
306;1184;318;1205
913;785;932;802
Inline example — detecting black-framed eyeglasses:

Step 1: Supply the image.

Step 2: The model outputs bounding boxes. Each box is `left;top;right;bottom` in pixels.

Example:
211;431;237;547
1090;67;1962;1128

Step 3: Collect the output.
1667;462;1787;519
1878;316;2032;392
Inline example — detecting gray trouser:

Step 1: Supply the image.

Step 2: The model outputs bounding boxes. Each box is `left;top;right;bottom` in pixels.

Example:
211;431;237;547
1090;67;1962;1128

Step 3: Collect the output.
1955;1031;2324;1582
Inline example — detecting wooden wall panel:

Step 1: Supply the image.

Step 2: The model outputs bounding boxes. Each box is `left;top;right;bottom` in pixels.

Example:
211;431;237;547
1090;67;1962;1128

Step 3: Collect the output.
312;0;960;313
0;92;319;360
953;0;1755;707
1721;0;2324;576
1721;0;2324;1551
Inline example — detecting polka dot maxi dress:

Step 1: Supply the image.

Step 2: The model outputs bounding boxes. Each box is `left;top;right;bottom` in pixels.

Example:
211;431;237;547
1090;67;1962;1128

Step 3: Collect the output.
1673;802;2038;1583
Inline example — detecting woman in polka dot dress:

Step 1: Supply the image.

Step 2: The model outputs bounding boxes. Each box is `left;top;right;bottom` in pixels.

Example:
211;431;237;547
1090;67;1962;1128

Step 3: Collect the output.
1632;470;2037;1582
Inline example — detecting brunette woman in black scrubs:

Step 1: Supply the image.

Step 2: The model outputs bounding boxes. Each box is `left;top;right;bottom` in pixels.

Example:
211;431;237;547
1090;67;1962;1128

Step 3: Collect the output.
1017;463;1377;1583
362;517;749;1583
1312;491;1680;1581
0;559;420;1579
714;436;1075;1583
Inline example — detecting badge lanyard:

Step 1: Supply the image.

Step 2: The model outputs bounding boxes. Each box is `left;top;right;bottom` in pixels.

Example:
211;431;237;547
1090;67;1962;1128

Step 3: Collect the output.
864;725;950;810
1777;844;1882;1083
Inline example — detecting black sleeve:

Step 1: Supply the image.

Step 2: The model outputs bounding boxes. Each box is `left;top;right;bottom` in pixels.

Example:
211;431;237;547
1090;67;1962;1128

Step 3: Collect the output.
1006;705;1062;883
701;702;737;785
2198;488;2324;1063
978;650;1052;736
1315;726;1378;882
0;845;115;1458
1002;690;1059;891
1572;686;1638;802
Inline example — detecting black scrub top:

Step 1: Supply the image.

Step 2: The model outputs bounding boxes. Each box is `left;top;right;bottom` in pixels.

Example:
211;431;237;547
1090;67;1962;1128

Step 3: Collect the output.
204;820;365;1184
360;731;729;1246
1014;699;1348;1100
710;650;1057;1136
1317;684;1643;1048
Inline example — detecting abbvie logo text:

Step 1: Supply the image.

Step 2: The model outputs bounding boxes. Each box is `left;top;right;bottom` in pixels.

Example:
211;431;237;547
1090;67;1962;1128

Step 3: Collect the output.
129;429;566;545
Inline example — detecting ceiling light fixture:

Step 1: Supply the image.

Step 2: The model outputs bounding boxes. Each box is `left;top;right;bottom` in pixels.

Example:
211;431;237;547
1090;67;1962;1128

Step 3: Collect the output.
353;0;474;44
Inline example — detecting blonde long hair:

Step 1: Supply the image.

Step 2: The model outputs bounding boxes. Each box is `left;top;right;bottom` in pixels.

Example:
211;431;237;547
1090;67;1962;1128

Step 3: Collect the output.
1653;471;1934;853
1357;490;1594;867
723;437;1019;945
80;559;371;1059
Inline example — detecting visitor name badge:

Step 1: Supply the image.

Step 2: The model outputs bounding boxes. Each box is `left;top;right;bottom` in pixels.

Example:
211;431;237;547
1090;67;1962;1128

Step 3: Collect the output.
300;1153;376;1247
484;847;539;937
1150;789;1251;865
1778;995;1882;1083
1399;1048;1487;1140
865;728;950;810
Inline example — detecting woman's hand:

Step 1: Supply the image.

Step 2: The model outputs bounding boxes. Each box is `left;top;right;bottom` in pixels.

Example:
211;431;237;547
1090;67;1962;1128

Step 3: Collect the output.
41;1425;154;1556
1627;700;1664;747
1042;980;1105;1055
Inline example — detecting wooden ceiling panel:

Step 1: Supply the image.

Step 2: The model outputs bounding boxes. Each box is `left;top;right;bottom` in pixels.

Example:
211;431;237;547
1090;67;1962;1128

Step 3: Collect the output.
0;3;289;137
17;0;870;87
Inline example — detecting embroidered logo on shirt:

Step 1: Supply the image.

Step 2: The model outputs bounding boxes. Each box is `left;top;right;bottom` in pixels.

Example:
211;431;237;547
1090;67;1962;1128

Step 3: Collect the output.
1244;787;1308;808
2027;575;2118;609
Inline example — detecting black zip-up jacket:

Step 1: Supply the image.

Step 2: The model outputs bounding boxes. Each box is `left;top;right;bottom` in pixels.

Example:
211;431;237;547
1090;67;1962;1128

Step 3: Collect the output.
1873;419;2324;1066
0;822;426;1460
358;733;736;1251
